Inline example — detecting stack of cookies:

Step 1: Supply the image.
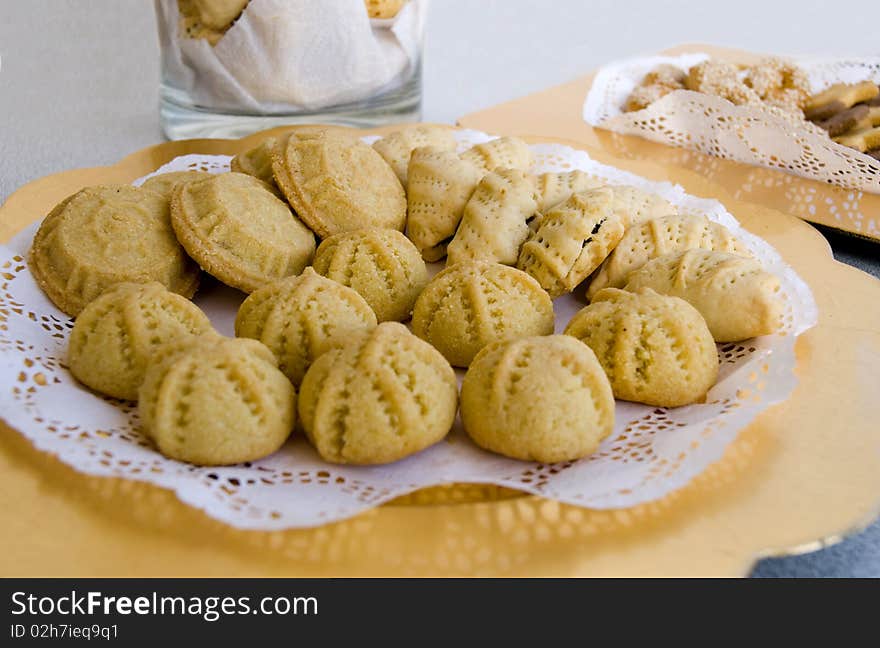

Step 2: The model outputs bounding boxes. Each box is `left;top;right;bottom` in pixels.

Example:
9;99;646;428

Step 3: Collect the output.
29;125;786;468
804;81;880;159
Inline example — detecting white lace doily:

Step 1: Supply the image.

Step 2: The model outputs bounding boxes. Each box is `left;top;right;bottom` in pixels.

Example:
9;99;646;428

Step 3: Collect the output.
583;54;880;193
0;130;817;530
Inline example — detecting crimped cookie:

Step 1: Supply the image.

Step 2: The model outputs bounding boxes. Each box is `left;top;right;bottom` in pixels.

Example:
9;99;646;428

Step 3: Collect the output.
446;168;538;266
29;185;200;316
235;267;377;385
171;172;315;293
607;185;677;229
586;214;750;299
139;335;295;466
411;262;554;367
517;188;624;298
365;0;407;19
565;288;719;407
141;171;213;200
298;322;457;465
312;228;428;322
623;249;783;342
405;146;483;262
231;137;277;186
460;136;533;173
534;170;605;212
372;125;456;185
271;129;406;237
461;335;615;462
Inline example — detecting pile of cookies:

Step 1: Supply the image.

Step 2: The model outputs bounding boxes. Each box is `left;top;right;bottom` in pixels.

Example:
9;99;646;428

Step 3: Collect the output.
804;81;880;159
29;125;786;469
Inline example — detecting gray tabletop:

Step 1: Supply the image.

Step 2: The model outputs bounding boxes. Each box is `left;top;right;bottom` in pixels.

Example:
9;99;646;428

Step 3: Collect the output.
1;0;878;577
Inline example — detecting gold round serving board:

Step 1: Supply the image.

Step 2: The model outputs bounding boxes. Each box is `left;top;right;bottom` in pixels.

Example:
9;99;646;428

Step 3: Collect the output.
1;126;879;577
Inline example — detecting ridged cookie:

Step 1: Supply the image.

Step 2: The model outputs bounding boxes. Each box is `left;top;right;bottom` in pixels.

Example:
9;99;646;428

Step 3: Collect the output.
534;170;605;212
606;185;677;229
460;136;533;173
141;171;213;200
231;137;277;186
372;125;456;185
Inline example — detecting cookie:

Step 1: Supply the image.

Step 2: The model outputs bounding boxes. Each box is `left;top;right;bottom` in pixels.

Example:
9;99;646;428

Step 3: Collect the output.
179;0;249;31
805;81;880;121
235;267;377;386
69;282;213;401
372;125;456;186
446;168;538;266
364;0;407;19
744;58;810;110
312;228;428;322
298;322;457;465
460;335;615;463
517;188;624;298
623;249;783;342
816;104;871;137
834;125;880;153
644;64;687;88
141;171;213;200
565;288;719;407
685;60;761;106
586;214;750;299
411;262;554;367
534;170;605;211
460;136;533;174
29;185;200;316
271;129;406;238
405;146;483;262
231;137;277;186
606;185;677;229
170;172;314;293
624;82;681;112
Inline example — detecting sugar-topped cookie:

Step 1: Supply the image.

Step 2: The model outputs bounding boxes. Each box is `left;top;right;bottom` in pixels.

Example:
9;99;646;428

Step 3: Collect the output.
271;129;406;237
565;288;719;407
411;262;554;367
139;335;296;466
446;168;538;266
235;267;377;385
69;282;213;401
231;137;277;186
461;335;615;463
312;228;428;322
141;171;213;200
372;125;456;186
460;136;533;173
405;146;483;262
534;170;605;212
171;172;315;293
586;214;750;299
624;249;784;342
30;185;201;316
298;322;457;465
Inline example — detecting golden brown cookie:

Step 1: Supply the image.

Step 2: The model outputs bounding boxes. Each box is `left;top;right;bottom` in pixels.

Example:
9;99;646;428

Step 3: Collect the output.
312;228;428;322
271;129;406;238
460;335;615;463
68;282;213;401
411;262;554;367
806;81;880;121
231;137;277;186
372;125;456;186
534;170;605;212
139;334;294;466
364;0;407;19
460;136;533;173
179;0;248;31
171;172;315;293
743;57;810;110
565;288;719;407
235;267;377;385
834;125;880;153
606;185;677;229
624;83;681;112
141;171;213;200
298;322;457;465
29;185;200;316
685;60;761;106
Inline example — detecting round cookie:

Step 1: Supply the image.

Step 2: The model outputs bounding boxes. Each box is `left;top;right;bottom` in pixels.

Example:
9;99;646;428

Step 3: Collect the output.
231;137;277;186
411;262;555;367
565;288;719;407
29;185;201;316
170;172;315;293
271;129;406;238
139;335;295;466
312;228;428;322
235;267;378;386
140;171;213;200
461;335;615;463
298;322;458;465
69;282;214;401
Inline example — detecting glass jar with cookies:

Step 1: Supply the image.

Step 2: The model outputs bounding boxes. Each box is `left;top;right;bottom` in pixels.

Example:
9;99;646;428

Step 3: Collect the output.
155;0;427;139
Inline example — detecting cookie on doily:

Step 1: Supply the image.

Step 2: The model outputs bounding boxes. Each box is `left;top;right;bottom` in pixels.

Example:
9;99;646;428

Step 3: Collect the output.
141;171;213;200
534;170;605;212
460;136;534;174
372;125;456;186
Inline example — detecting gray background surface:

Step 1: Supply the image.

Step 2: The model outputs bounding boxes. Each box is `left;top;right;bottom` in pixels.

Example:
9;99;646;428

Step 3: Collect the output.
1;0;878;576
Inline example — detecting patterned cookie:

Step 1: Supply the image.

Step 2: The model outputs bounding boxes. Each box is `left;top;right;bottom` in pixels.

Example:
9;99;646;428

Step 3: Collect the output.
231;137;277;186
405;146;483;262
312;228;428;322
623;249;783;342
365;0;407;19
271;129;406;238
607;185;677;229
565;288;719;407
517;188;624;298
141;171;213;200
460;335;615;463
411;262;554;367
69;282;213;401
29;185;200;316
235;267;377;386
139;335;295;466
171;172;315;293
534;170;605;212
372;125;456;186
586;214;750;299
460;136;533;174
446;168;538;266
298;322;457;465
805;81;880;121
